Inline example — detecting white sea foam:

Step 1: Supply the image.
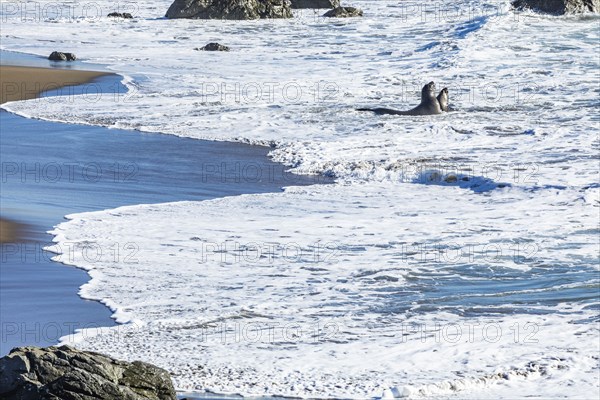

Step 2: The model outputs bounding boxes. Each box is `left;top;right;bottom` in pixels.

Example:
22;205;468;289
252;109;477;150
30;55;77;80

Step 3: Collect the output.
2;0;599;398
48;183;598;398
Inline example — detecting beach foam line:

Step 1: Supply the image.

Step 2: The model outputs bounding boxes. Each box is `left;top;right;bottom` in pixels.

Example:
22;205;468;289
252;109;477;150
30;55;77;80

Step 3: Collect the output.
46;181;599;398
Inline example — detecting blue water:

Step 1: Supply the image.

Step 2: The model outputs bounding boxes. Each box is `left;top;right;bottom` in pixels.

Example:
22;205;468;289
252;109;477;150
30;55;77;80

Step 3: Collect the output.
0;68;329;356
0;49;107;71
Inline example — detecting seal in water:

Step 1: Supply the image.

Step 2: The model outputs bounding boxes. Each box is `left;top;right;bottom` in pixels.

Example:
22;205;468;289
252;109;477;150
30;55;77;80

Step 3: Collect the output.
437;87;449;112
357;81;443;116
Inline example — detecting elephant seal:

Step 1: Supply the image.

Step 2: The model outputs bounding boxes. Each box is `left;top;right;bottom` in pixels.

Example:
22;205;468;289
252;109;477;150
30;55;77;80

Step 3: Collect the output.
437;87;449;112
357;81;443;116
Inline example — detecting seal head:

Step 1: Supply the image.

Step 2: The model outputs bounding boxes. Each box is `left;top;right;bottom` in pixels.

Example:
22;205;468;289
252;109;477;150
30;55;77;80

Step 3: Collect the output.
414;81;443;115
437;87;449;112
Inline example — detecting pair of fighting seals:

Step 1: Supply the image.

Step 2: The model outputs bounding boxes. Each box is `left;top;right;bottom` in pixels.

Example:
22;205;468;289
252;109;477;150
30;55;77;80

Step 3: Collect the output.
358;81;449;116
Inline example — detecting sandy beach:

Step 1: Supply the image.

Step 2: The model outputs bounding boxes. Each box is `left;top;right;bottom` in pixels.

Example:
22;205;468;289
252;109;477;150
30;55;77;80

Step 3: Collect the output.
0;64;110;242
0;65;108;104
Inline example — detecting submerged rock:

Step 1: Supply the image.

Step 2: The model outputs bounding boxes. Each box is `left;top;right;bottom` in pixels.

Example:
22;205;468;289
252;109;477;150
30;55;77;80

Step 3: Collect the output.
0;345;177;400
108;12;134;18
48;51;76;61
290;0;339;8
511;0;599;14
322;6;363;17
196;42;230;51
166;0;293;20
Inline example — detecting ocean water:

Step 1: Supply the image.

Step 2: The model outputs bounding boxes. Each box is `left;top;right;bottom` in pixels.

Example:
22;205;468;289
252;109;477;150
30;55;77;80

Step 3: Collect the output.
0;106;322;356
0;68;323;356
1;1;599;398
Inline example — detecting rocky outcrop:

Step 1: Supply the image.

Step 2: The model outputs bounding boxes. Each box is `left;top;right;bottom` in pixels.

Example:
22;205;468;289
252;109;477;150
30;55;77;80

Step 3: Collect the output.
108;12;134;18
323;6;363;17
0;346;177;400
290;0;339;8
195;42;230;51
48;51;76;61
166;0;293;19
512;0;599;14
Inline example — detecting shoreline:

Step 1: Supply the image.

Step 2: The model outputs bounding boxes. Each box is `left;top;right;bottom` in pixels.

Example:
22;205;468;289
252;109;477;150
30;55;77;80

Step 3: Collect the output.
1;3;598;397
0;63;111;244
0;53;327;399
0;65;110;104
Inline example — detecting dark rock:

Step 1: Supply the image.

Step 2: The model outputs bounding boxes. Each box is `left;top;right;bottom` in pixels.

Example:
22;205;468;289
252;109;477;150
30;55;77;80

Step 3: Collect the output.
108;12;134;18
290;0;339;8
48;51;76;61
0;346;177;400
511;0;599;14
322;6;363;17
196;42;230;51
166;0;293;20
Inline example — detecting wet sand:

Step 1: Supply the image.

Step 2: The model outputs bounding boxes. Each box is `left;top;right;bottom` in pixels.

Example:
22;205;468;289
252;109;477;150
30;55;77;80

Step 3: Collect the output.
1;64;110;241
0;219;22;243
0;65;109;103
0;67;329;355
